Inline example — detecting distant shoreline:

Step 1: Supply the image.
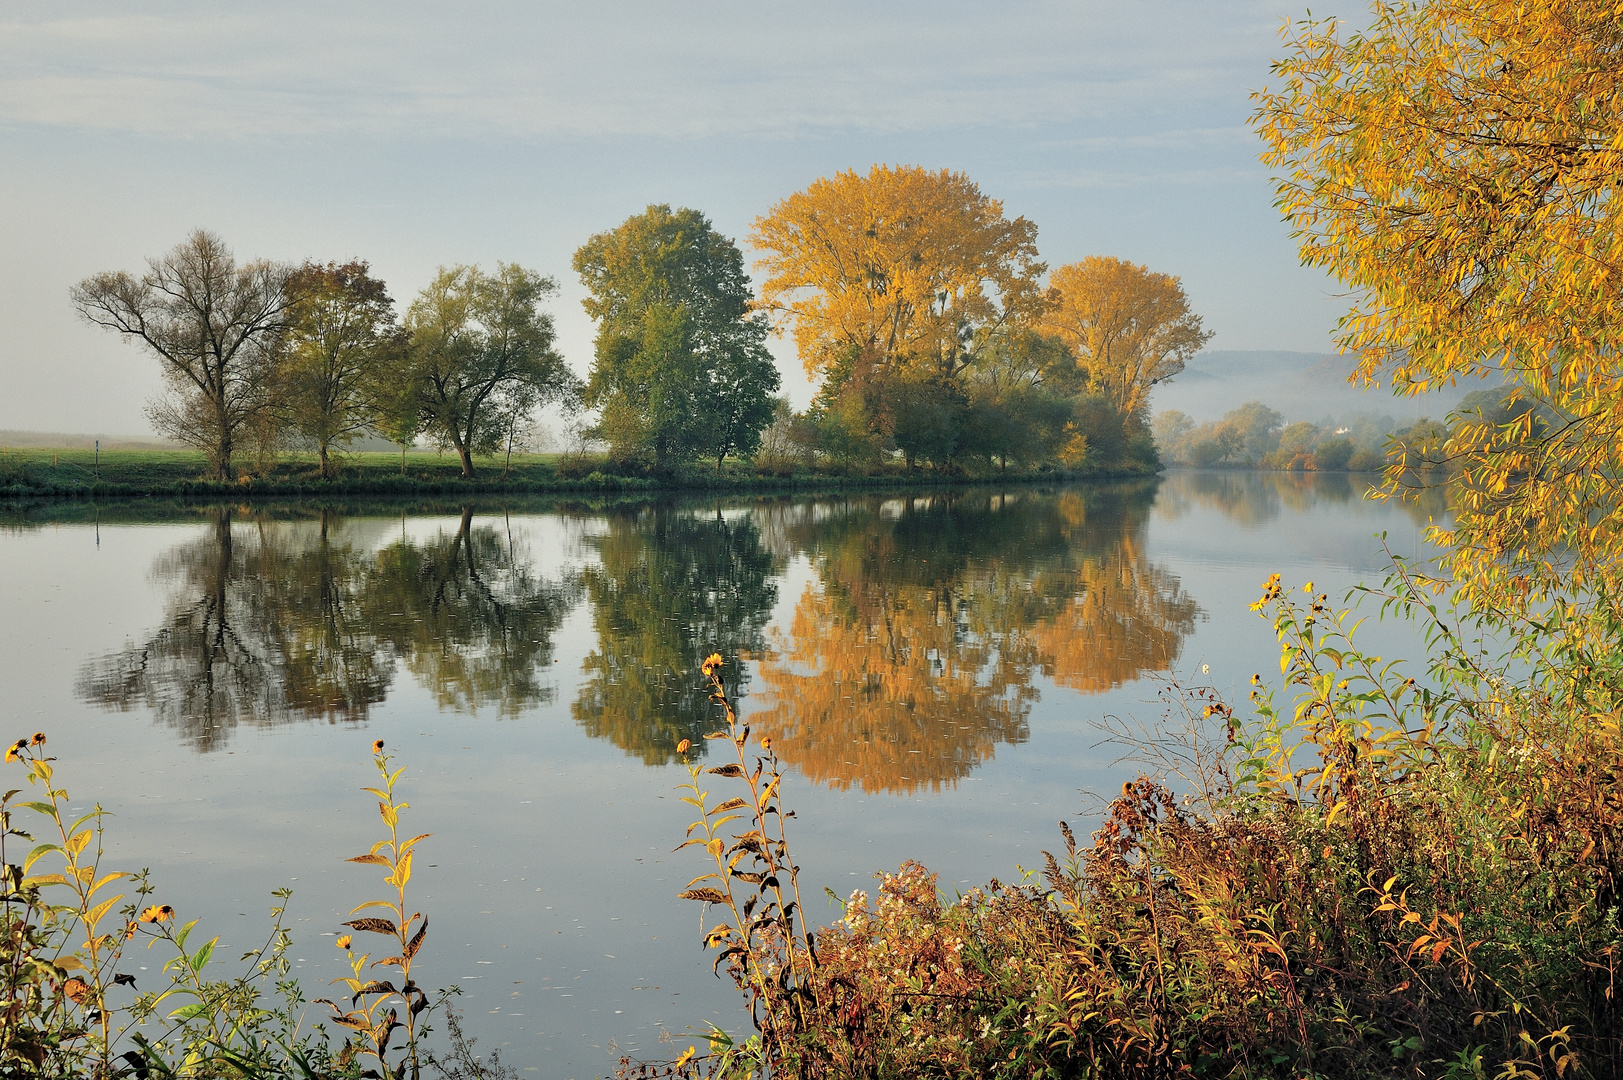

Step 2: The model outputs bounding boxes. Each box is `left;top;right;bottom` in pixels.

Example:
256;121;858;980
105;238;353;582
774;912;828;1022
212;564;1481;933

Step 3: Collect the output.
0;446;1157;502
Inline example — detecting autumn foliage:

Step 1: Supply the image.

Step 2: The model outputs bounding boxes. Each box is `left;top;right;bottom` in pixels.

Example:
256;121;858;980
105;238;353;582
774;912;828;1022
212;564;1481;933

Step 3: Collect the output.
752;165;1045;384
1041;256;1212;421
1254;0;1623;617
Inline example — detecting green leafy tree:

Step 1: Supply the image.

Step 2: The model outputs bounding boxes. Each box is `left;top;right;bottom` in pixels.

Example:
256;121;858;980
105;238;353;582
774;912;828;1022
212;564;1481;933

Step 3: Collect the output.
574;204;780;471
888;373;968;470
277;261;399;477
962;328;1078;469
1312;435;1355;471
401;263;576;478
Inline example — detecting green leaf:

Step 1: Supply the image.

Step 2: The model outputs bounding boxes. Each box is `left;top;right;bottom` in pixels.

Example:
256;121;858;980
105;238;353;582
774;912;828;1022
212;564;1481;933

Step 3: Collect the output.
22;843;61;873
189;938;216;973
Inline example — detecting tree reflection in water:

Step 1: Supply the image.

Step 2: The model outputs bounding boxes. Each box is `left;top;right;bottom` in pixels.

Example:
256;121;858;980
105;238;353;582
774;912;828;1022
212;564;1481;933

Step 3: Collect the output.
571;506;779;765
749;486;1199;794
365;508;578;717
76;507;578;749
72;487;1197;779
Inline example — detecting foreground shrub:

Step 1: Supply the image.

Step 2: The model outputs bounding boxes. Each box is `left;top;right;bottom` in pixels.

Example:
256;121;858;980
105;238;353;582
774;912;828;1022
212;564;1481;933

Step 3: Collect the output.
0;737;490;1079
641;573;1623;1079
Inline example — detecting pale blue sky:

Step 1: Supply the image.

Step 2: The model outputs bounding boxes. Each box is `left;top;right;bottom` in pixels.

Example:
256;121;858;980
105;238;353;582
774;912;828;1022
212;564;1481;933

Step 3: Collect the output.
0;0;1346;435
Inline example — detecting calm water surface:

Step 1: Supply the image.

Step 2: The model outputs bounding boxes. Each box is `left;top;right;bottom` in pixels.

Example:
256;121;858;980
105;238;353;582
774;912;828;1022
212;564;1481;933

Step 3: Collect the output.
0;472;1443;1077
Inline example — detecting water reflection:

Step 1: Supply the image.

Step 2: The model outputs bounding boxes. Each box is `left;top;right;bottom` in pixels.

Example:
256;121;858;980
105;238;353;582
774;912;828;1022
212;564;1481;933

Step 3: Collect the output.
365;508;578;717
77;508;578;748
572;507;779;765
749;486;1200;793
71;487;1200;786
1151;469;1448;529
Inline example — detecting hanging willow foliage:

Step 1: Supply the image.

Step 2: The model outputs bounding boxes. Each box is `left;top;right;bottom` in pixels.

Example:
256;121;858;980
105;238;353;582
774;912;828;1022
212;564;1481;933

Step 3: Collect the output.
1253;0;1623;627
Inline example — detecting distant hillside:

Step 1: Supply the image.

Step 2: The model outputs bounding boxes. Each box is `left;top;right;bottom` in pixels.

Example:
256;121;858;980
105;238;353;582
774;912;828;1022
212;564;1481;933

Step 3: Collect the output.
1150;350;1499;424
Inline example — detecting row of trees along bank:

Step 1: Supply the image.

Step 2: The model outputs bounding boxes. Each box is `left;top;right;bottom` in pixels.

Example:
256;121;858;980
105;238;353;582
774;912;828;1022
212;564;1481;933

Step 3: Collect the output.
70;168;1210;482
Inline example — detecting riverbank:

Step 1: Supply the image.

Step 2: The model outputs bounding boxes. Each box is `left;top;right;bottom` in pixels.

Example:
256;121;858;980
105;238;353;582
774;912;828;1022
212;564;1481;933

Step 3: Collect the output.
0;446;1154;500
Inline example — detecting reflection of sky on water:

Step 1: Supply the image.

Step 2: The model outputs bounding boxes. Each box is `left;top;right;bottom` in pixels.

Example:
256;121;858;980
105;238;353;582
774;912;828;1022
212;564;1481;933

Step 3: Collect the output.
0;477;1444;1076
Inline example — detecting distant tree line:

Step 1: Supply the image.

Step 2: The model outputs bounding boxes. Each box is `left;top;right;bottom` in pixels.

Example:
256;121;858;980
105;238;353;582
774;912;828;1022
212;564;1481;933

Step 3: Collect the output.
1153;388;1538;472
71;167;1213;482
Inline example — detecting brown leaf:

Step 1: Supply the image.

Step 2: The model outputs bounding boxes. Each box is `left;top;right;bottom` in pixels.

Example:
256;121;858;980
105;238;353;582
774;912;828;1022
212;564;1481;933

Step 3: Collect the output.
403;916;428;959
706;764;745;778
352;980;398;1001
344;918;398;935
346;854;390;866
678;888;730;904
710;797;750;814
62;978;91;1004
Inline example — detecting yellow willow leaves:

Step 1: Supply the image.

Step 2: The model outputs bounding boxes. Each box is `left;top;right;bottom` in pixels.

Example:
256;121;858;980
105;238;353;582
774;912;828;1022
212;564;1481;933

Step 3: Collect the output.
1253;0;1623;611
751;164;1045;382
1039;257;1212;420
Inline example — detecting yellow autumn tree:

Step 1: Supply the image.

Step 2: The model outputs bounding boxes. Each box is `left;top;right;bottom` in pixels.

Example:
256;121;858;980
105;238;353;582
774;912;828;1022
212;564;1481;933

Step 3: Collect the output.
1253;0;1623;616
751;165;1046;387
1039;256;1212;420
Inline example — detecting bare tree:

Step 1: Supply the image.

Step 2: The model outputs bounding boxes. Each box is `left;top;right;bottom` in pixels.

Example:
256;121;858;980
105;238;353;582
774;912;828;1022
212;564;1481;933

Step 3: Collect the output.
71;230;294;480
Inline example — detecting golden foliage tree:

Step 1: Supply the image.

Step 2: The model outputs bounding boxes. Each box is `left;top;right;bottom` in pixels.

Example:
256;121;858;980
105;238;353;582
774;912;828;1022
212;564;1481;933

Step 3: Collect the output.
1253;0;1623;615
1039;256;1212;420
751;165;1045;387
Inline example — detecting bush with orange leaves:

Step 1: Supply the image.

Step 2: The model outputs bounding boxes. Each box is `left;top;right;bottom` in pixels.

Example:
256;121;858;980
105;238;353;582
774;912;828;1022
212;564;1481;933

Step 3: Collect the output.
643;569;1623;1080
805;861;1072;1078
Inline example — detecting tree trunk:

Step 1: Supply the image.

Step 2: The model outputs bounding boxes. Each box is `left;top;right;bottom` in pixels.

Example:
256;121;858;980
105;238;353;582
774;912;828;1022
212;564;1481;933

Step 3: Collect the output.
215;430;234;482
319;443;332;479
457;444;476;478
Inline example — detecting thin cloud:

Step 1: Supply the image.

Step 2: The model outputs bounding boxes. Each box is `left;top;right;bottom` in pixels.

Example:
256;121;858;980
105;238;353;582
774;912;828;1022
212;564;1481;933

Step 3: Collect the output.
0;2;1283;140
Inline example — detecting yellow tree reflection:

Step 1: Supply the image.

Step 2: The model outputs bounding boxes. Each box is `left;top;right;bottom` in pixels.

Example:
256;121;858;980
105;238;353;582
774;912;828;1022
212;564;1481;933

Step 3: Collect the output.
750;487;1198;793
750;578;1036;794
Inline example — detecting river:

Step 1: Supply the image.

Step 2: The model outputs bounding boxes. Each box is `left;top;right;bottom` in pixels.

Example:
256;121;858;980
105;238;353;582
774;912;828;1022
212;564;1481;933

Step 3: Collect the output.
0;471;1444;1077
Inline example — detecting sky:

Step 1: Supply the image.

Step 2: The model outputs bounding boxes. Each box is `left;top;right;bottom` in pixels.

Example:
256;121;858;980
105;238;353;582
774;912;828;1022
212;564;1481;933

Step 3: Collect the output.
0;0;1349;437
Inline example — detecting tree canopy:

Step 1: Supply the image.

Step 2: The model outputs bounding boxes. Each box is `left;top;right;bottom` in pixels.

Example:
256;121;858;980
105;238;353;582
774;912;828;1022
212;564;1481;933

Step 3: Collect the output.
399;263;577;478
1040;256;1212;421
277;261;399;477
1254;0;1623;612
70;230;294;480
574;204;779;470
751;165;1045;388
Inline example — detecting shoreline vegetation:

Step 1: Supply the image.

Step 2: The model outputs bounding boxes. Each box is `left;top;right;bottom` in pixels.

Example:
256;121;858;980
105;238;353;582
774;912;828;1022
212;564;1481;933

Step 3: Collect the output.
0;445;1155;501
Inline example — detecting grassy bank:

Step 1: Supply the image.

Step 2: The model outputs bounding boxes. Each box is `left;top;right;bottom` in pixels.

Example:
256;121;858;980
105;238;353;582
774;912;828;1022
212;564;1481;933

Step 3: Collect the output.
0;446;1152;501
